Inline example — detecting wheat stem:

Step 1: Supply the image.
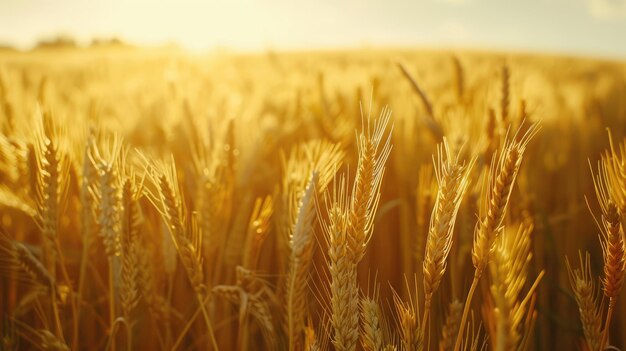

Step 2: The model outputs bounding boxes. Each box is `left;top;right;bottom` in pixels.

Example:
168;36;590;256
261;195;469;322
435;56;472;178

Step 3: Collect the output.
453;271;480;351
53;239;77;351
108;258;116;351
198;292;220;351
601;299;615;350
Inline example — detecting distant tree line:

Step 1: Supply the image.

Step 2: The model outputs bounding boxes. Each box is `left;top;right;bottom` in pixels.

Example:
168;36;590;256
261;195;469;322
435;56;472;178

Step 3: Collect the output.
0;35;132;51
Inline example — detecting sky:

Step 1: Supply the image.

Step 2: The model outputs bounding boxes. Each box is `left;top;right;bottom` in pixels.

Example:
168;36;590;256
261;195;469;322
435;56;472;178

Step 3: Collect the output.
0;0;625;58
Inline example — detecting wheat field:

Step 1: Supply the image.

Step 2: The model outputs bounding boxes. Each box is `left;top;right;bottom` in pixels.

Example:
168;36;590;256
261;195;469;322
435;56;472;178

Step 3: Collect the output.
1;47;626;350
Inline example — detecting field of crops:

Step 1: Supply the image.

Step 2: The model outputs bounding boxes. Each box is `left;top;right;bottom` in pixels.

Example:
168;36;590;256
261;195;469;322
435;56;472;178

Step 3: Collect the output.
1;47;626;350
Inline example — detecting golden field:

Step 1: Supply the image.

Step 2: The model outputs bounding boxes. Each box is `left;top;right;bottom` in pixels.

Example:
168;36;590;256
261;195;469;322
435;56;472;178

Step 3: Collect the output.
1;47;626;350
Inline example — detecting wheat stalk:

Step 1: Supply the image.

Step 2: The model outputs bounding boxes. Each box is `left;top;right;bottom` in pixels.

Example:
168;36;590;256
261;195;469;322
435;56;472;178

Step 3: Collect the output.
283;140;343;351
145;156;218;350
75;137;98;349
33;111;70;343
136;247;172;321
396;62;443;140
89;135;125;351
213;285;276;349
454;123;539;351
322;108;392;351
415;164;435;265
592;160;626;349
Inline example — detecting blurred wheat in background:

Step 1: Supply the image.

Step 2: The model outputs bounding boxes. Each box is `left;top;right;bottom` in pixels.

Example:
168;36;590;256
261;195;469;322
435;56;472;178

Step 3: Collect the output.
1;25;626;351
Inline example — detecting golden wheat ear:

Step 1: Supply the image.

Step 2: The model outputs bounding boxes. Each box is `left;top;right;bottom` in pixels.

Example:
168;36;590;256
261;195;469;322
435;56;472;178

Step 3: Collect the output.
284;172;318;350
280;140;343;351
15;319;70;351
567;252;603;351
472;123;539;273
321;105;393;351
422;139;475;337
359;278;389;351
119;175;143;320
591;157;625;349
360;296;385;351
602;131;626;213
488;222;542;351
144;155;220;350
243;195;273;270
440;299;463;351
321;173;358;351
455;123;539;351
349;105;393;262
0;233;55;292
212;284;277;350
87;134;125;257
391;278;423;351
33;110;71;279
